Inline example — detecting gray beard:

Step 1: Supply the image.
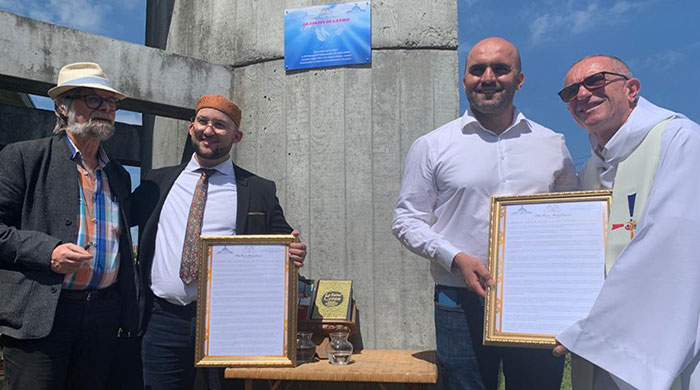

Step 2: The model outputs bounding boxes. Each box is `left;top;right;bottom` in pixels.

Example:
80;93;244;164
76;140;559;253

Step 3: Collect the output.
66;120;114;141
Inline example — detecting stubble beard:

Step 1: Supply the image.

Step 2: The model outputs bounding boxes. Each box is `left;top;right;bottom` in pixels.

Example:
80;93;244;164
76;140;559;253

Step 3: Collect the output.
191;137;230;162
466;88;515;115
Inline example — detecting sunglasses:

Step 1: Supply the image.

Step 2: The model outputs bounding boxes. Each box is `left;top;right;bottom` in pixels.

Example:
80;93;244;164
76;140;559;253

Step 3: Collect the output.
558;71;629;103
67;94;119;110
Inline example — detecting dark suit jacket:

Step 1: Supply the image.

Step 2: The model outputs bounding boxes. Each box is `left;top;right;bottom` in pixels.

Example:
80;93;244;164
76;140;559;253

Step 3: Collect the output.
132;162;293;327
0;135;141;339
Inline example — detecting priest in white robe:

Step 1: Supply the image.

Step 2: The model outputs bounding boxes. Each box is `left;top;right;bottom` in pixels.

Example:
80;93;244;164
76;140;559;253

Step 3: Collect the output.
553;54;700;390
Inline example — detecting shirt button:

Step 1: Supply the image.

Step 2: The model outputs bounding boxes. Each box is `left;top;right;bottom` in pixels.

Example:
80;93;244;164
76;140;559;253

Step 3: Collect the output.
50;286;58;293
65;220;72;226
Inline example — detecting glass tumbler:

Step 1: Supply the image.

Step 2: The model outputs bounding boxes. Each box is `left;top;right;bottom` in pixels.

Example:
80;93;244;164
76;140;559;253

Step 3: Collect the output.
326;331;353;365
296;331;316;363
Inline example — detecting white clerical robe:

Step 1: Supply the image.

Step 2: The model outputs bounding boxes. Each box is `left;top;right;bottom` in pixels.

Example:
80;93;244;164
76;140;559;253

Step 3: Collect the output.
557;97;700;390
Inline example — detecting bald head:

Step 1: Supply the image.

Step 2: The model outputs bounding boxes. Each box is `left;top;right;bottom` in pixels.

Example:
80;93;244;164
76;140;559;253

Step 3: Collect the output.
568;54;632;78
462;37;524;131
467;37;522;73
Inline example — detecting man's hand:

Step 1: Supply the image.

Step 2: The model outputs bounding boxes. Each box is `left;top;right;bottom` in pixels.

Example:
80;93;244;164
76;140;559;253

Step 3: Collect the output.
452;252;494;297
552;341;569;357
289;230;307;268
50;243;93;274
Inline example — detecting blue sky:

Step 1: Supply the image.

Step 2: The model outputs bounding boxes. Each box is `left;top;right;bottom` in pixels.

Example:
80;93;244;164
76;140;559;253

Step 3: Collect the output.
2;0;698;168
0;0;146;127
458;0;700;167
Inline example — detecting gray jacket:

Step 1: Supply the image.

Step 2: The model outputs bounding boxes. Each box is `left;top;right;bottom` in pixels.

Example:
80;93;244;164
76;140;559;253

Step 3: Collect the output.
0;135;140;339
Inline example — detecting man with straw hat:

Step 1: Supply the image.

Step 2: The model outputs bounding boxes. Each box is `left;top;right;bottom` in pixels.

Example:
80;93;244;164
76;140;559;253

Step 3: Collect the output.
0;62;140;390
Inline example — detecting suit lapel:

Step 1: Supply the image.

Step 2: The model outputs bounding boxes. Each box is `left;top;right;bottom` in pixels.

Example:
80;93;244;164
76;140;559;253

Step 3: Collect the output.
103;161;128;204
151;164;187;227
234;163;249;234
50;136;79;226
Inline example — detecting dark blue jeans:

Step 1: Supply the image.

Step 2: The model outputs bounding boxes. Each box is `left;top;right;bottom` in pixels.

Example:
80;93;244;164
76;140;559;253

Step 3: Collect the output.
142;296;238;390
1;288;121;390
434;285;564;390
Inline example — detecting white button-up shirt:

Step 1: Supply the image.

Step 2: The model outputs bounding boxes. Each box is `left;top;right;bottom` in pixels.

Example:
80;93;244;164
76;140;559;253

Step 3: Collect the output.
392;108;578;287
151;156;238;305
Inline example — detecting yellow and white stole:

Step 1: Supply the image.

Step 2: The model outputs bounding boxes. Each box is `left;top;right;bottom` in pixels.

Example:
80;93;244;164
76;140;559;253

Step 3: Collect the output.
574;119;676;390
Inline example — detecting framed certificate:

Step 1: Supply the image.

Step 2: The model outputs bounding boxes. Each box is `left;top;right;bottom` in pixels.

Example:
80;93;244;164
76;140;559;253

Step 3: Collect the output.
484;191;612;348
195;235;298;367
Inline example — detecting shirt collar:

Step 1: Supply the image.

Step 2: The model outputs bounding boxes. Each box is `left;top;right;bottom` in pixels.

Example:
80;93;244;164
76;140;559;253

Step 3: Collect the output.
64;134;109;168
593;97;679;164
459;106;528;136
185;154;235;177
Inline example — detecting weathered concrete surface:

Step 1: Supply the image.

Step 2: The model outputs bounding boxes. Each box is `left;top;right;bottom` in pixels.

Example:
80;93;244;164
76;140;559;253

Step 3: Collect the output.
224;50;458;350
149;116;190;169
0;10;232;120
166;0;457;66
0;104;141;165
158;0;459;352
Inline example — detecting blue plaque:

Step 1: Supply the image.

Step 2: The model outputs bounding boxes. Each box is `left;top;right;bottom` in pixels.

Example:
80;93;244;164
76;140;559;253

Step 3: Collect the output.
284;2;371;71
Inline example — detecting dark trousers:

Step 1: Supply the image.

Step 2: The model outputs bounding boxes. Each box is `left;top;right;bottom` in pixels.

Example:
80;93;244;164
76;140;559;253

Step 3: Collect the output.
142;296;234;390
434;285;564;390
1;287;121;390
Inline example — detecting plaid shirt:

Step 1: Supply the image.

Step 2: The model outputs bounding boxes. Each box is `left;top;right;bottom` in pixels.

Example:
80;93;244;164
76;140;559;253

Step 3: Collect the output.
63;135;121;290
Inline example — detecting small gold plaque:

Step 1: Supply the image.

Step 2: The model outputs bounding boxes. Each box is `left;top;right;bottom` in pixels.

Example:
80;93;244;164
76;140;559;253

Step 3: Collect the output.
310;280;353;320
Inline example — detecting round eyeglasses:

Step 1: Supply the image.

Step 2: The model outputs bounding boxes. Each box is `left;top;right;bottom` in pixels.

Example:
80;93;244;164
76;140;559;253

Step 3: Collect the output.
66;94;118;110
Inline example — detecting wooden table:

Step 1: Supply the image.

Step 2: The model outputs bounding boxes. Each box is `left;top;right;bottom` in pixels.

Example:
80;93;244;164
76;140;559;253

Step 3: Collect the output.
224;349;437;390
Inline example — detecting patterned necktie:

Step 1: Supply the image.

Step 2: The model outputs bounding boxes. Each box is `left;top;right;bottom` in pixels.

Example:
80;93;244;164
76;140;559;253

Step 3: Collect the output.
180;168;216;284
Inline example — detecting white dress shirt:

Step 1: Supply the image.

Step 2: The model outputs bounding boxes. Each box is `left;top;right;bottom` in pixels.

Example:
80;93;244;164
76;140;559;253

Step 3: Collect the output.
392;108;578;288
151;156;238;305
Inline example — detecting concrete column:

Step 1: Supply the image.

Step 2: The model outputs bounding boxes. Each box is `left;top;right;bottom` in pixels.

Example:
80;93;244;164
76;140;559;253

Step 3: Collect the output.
160;0;458;349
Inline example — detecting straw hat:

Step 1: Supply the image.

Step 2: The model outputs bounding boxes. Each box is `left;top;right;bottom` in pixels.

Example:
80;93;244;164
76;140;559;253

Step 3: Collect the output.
48;62;126;100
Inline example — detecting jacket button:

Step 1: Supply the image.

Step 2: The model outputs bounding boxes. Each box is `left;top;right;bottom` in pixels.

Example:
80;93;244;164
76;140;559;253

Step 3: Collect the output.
51;287;58;293
65;220;72;226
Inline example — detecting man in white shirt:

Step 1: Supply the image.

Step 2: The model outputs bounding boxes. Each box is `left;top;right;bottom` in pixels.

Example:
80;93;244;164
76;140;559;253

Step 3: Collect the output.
133;94;307;390
392;37;577;390
554;55;700;390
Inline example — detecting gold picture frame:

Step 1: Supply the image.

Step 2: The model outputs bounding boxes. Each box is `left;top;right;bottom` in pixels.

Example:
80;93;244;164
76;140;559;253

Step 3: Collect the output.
195;234;298;367
484;191;612;348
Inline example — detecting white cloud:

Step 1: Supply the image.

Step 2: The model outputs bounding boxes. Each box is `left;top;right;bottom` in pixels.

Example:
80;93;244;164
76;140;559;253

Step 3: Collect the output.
527;0;658;45
37;0;111;33
529;13;553;43
0;0;139;36
569;3;598;34
630;48;690;72
0;0;23;15
461;0;480;7
0;0;18;9
610;1;634;14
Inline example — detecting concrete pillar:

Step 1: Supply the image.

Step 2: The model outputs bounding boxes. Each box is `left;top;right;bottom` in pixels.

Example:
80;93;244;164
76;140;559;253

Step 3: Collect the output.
160;0;458;349
0;10;234;171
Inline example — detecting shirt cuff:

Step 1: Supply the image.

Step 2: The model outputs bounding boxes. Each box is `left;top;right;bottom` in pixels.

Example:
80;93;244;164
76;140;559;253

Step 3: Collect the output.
436;243;462;273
